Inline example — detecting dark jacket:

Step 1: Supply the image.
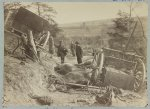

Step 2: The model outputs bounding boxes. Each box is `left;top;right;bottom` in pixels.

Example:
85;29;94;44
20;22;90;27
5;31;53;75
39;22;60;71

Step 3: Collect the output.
70;43;76;50
57;45;68;57
76;45;83;58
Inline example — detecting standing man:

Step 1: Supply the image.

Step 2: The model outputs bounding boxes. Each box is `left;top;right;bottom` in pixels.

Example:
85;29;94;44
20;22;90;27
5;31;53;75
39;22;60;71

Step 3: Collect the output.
57;40;68;64
70;41;76;56
75;41;83;64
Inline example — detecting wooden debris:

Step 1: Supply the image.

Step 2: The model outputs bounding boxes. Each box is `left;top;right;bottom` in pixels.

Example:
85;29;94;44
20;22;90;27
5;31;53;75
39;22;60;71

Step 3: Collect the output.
42;31;50;48
103;47;144;59
25;30;39;61
28;30;37;54
95;88;112;106
61;82;100;89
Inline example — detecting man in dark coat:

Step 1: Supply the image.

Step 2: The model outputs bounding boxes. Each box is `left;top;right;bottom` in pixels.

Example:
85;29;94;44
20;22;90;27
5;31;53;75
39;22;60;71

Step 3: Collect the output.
56;41;68;64
75;41;83;64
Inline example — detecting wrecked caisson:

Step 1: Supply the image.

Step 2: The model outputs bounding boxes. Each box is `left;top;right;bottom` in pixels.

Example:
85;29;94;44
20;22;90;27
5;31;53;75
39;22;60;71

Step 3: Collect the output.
90;47;146;92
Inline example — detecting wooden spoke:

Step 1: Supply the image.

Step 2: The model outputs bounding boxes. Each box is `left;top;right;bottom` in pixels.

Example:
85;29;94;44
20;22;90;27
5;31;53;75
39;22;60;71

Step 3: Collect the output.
133;58;146;92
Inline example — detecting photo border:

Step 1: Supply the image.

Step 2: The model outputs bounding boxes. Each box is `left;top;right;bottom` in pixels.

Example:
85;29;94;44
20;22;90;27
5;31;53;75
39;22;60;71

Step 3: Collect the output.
0;0;149;109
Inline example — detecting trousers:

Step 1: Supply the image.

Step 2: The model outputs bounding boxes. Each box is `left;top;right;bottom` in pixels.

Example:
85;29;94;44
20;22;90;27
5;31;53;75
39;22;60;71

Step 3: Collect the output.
60;56;65;64
77;57;82;64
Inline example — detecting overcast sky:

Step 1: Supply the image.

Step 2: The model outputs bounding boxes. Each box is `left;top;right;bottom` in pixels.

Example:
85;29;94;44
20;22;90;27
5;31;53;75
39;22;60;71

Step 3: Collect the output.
29;2;148;24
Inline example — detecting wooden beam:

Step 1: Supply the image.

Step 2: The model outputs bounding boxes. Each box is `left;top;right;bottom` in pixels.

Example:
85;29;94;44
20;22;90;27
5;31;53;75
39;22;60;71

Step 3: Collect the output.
124;22;137;51
103;47;143;59
4;11;11;26
12;38;20;54
5;29;21;38
11;27;27;36
36;45;48;53
27;30;39;61
28;30;37;54
64;83;100;89
42;31;50;48
105;56;136;64
99;50;104;71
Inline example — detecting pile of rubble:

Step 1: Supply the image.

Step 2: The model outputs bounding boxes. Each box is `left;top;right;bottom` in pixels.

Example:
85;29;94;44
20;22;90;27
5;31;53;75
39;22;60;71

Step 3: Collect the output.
39;61;145;106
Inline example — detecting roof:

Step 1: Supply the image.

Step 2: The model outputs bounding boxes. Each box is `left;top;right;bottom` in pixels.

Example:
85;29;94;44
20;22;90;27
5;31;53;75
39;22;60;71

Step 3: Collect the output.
12;7;51;33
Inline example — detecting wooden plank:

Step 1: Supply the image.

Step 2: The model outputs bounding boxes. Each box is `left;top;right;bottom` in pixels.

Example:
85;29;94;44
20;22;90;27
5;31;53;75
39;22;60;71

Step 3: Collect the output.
28;30;37;54
5;11;11;26
13;7;51;33
99;51;104;71
105;56;136;64
5;29;20;38
12;38;20;54
36;45;48;53
125;22;138;51
42;31;50;48
103;47;143;59
11;27;27;36
65;83;100;89
27;30;39;61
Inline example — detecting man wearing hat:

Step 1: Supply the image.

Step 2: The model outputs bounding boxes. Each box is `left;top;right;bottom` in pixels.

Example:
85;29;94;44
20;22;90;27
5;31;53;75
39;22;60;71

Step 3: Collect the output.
75;41;83;64
57;40;68;64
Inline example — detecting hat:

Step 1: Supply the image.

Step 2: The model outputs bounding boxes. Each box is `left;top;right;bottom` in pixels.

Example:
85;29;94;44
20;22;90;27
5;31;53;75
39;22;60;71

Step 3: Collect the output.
75;41;79;44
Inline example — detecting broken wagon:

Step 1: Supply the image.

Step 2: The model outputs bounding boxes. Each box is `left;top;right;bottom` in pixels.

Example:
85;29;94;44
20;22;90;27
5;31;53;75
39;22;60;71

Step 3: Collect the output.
91;47;146;92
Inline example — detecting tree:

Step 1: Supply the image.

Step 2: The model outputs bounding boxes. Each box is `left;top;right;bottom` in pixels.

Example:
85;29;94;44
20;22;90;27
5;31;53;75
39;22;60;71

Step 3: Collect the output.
108;10;135;50
107;7;146;58
31;2;61;37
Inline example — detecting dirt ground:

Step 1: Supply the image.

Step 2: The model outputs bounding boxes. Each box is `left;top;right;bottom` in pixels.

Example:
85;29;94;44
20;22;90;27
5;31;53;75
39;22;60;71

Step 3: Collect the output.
3;54;148;107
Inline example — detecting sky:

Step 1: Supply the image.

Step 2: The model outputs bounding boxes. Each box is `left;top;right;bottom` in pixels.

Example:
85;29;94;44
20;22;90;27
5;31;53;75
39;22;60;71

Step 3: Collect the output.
28;2;148;24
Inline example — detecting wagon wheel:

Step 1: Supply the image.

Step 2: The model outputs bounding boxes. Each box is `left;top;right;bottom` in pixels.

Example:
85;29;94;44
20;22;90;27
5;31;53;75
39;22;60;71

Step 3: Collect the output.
133;58;146;92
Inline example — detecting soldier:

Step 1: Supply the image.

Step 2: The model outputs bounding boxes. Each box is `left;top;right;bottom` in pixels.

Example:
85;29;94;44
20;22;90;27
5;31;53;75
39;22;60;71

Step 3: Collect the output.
56;41;68;64
70;41;76;56
75;41;83;64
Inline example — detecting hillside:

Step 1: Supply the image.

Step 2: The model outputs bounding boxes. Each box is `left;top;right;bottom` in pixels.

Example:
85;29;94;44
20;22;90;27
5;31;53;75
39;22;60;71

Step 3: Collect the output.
59;19;113;38
59;17;147;38
57;17;148;57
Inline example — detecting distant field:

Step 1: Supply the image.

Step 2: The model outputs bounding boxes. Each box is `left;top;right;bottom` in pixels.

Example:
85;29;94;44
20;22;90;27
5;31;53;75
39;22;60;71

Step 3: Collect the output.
56;17;147;56
59;19;113;38
59;17;147;38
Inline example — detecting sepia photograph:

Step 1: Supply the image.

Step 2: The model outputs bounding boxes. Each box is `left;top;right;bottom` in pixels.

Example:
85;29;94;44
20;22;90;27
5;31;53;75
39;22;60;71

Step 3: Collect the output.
3;1;148;107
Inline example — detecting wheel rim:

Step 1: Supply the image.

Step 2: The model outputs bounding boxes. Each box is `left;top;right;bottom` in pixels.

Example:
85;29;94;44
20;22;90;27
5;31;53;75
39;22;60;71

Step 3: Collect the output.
133;58;146;92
